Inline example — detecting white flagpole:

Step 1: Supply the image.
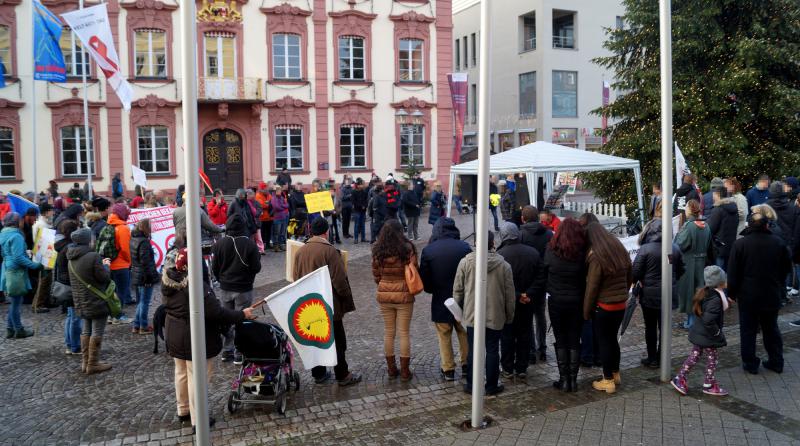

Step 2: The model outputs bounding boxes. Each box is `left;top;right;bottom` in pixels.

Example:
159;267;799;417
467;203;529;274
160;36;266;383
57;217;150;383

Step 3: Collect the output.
179;0;210;443
31;1;38;194
658;0;674;383
78;0;92;200
471;0;491;428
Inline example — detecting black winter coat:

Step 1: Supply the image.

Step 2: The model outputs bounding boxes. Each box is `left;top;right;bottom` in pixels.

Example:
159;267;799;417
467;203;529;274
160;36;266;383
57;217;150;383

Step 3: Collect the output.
688;288;726;348
766;195;800;255
497;240;546;298
67;245;112;320
130;229;159;287
212;214;262;292
543;250;586;309
727;226;792;311
54;237;71;286
419;220;471;323
673;182;701;213
401;190;421;217
369;193;388;225
519;222;552;256
228;198;258;236
632;219;685;310
706;199;739;260
352;188;368;213
162;268;245;360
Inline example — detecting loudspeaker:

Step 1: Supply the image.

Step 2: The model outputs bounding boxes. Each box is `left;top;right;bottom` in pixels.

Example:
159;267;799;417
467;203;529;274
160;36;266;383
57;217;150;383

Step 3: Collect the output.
460;175;478;205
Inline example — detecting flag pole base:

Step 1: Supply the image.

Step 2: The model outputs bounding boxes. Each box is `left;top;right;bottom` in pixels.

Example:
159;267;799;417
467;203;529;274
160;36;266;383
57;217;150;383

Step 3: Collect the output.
459;416;494;431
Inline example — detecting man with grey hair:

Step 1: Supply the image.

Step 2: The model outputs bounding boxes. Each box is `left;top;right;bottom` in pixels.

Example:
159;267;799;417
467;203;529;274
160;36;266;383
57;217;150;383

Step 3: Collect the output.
228;188;258;237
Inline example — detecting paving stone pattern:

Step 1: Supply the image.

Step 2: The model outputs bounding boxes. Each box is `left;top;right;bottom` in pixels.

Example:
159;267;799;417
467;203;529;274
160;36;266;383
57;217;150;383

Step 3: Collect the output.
2;211;800;445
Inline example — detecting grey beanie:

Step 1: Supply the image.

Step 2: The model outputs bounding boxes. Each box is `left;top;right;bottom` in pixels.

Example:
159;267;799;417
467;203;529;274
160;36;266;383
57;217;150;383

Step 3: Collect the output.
710;177;724;189
497;221;519;246
70;227;92;246
704;265;727;288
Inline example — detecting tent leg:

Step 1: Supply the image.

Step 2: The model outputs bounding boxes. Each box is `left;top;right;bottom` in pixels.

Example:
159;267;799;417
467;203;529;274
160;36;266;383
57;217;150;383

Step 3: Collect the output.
447;173;456;218
634;167;645;220
527;172;537;209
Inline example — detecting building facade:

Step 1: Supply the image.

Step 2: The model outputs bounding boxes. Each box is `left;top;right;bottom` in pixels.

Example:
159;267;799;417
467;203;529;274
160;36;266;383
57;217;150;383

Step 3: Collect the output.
0;0;454;194
452;0;624;156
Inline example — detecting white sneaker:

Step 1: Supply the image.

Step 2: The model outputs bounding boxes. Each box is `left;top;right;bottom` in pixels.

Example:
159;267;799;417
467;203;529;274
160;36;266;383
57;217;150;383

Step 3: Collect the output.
789;288;799;296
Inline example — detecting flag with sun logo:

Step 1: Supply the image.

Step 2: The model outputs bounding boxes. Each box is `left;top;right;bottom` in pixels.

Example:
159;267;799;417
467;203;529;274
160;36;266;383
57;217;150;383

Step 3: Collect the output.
264;266;337;368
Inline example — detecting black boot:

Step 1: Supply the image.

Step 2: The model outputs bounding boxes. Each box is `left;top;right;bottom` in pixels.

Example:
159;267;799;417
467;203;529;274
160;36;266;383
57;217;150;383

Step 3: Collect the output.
568;349;581;392
553;347;569;391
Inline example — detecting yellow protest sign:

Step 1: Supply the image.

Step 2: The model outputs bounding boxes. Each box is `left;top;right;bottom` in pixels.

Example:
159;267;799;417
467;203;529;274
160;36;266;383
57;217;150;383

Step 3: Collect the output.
304;191;335;214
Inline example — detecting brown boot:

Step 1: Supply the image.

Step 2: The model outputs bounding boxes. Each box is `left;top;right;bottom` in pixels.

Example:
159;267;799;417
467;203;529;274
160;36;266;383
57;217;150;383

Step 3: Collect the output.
400;357;413;382
386;356;399;378
80;335;90;373
86;336;112;375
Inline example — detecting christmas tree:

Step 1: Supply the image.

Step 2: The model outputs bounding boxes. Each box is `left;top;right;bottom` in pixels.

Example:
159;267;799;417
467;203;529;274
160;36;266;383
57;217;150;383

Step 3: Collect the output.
587;0;800;212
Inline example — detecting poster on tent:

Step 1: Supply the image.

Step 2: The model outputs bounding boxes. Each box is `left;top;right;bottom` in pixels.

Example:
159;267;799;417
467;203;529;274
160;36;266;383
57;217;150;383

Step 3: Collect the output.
32;227;58;269
126;206;175;268
556;172;579;195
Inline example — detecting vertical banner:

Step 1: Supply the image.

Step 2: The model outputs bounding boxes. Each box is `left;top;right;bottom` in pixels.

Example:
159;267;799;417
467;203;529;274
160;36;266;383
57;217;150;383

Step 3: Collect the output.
601;80;610;144
33;0;66;82
62;4;133;110
674;142;688;188
448;73;469;165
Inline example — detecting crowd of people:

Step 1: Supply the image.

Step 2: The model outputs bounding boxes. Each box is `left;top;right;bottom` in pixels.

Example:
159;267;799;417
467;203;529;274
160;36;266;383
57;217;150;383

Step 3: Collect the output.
2;170;797;427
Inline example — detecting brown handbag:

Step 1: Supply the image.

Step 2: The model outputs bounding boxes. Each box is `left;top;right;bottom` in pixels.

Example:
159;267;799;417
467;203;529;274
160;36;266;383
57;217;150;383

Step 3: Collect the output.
404;254;424;296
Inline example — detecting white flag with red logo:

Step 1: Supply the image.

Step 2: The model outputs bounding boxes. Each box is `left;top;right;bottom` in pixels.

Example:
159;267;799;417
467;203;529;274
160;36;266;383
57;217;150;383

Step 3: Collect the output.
62;4;133;110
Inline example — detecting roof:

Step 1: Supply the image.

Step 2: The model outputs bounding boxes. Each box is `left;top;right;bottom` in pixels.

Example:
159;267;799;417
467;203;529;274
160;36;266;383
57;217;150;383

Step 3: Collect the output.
450;141;640;175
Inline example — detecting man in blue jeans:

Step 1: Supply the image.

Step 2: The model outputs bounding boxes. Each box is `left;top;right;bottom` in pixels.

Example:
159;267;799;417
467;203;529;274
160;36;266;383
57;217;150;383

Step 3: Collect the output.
351;179;368;244
453;231;516;395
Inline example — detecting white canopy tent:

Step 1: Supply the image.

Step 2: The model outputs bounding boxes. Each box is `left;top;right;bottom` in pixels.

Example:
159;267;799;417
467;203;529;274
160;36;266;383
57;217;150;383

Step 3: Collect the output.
446;141;645;218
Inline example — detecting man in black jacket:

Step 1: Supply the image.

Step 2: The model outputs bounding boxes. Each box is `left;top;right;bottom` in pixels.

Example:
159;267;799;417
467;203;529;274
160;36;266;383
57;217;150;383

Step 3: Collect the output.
765;182;800;296
401;185;421;240
340;178;354;239
518;205;552;361
412;173;426;202
496;222;546;378
369;184;387;243
673;174;701;216
351;179;368;244
728;205;792;374
419;218;472;381
212;214;262;364
706;187;740;271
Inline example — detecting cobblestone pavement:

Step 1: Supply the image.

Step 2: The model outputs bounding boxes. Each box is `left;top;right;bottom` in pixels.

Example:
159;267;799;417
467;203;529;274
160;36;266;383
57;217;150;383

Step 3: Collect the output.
2;209;800;445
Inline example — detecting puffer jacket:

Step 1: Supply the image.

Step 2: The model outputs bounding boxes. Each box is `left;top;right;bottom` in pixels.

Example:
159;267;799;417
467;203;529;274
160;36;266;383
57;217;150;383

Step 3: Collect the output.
584;250;633;319
688;288;726;348
67;244;111;320
372;243;417;304
632;219;685;310
130;229;159;287
706;198;740;259
544;249;586;309
53;237;71;286
162;267;245;360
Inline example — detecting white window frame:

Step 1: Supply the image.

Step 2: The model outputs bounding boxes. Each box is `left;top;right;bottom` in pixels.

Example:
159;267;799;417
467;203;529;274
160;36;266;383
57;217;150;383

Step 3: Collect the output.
338;36;365;81
205;34;236;79
62;28;90;78
0;25;11;77
275;127;303;170
60;126;95;177
400;124;424;167
398;39;424;82
134;29;167;79
339;126;366;169
137;126;170;174
0;127;14;179
272;33;301;80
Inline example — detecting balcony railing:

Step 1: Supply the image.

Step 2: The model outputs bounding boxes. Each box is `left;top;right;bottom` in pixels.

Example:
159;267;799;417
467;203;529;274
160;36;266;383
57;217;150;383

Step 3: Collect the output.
197;77;263;101
552;35;575;49
524;37;536;51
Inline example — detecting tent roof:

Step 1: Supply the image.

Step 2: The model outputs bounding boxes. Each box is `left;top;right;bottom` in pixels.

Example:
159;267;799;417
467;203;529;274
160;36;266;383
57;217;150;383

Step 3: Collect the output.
450;141;640;175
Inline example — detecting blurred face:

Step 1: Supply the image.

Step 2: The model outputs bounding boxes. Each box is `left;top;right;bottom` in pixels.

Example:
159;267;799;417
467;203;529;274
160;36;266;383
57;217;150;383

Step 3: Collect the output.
652;186;661;196
724;180;734;194
541;213;551;223
784;183;792;193
758;179;769;190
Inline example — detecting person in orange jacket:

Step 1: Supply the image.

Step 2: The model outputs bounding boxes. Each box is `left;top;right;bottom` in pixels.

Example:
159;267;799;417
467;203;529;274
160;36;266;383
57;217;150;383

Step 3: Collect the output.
540;209;562;233
255;182;273;253
207;189;228;226
107;203;133;323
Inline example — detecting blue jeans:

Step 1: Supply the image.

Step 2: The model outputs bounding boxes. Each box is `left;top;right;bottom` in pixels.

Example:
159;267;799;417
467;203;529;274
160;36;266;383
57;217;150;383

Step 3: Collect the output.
64;307;82;352
466;326;503;392
490;206;499;230
353;212;366;242
684;312;696;329
134;286;154;329
111;269;133;307
453;195;463;214
716;255;728;272
6;295;22;330
272;218;287;246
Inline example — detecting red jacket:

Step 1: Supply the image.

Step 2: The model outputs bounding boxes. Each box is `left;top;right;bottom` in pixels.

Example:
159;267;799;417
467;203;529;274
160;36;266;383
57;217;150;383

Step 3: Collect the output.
542;214;561;233
207;198;228;226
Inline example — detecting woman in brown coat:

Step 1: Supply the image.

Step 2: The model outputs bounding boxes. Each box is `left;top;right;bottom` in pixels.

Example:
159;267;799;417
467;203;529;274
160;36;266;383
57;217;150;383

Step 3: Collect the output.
372;219;418;381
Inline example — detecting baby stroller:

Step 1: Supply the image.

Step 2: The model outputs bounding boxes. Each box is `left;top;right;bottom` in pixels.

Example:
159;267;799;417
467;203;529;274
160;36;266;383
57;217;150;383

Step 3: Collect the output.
227;321;300;415
287;208;309;240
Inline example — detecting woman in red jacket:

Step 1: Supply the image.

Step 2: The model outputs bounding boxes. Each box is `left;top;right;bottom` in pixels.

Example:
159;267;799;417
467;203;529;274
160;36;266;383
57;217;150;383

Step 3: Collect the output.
207;189;228;226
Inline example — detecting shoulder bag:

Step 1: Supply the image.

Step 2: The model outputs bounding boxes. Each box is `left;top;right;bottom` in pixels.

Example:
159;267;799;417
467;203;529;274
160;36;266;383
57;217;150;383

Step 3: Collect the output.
68;261;121;317
404;254;424;296
51;264;73;305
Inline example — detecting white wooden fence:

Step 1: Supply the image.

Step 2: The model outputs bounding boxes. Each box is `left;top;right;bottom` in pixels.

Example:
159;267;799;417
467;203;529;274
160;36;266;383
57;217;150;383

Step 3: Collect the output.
563;202;627;219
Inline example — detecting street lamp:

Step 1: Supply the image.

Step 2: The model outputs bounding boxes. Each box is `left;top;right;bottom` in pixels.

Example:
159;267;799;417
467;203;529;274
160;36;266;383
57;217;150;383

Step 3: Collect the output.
411;109;424;125
395;108;408;125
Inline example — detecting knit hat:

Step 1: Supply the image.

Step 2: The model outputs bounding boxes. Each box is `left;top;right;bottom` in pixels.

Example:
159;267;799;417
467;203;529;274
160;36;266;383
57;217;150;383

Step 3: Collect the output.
769;181;785;198
70;227;92;246
704;265;727;288
785;176;799;190
112;203;130;221
497;221;519;246
175;248;189;272
259;182;268;191
710;177;724;189
311;217;329;236
92;196;111;211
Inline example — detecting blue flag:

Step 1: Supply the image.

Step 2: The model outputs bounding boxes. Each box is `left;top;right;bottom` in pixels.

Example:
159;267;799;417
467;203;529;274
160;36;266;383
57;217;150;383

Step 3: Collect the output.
0;56;6;88
7;193;38;216
33;0;66;82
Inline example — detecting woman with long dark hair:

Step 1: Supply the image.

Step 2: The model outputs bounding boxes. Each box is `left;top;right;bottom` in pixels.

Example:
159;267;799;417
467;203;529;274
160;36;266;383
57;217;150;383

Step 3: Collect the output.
584;222;632;394
545;218;587;392
371;219;418;381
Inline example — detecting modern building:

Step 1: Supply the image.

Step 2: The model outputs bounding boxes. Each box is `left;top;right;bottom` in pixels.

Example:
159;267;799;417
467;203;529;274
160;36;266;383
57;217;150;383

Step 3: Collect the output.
452;0;624;156
0;0;455;195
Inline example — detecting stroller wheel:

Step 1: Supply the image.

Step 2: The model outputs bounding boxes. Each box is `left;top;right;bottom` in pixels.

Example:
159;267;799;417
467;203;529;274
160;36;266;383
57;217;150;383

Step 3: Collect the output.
274;392;287;415
227;391;241;414
293;371;301;391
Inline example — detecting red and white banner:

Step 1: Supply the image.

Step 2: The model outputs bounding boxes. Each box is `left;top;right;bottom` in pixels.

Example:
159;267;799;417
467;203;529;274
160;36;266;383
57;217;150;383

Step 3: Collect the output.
448;73;468;165
126;206;176;268
62;4;133;110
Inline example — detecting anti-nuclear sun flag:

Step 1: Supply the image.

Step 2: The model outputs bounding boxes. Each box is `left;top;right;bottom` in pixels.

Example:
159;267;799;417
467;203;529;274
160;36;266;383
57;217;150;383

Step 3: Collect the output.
265;266;337;369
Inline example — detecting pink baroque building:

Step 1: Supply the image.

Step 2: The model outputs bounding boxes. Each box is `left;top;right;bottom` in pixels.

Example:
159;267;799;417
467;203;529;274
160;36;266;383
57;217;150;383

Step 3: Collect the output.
0;0;454;195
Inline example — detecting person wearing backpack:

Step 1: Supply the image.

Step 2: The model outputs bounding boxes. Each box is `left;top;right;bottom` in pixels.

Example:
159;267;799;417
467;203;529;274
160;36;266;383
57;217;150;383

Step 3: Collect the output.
68;227;113;374
212;213;261;364
130;219;159;334
100;203;133;323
